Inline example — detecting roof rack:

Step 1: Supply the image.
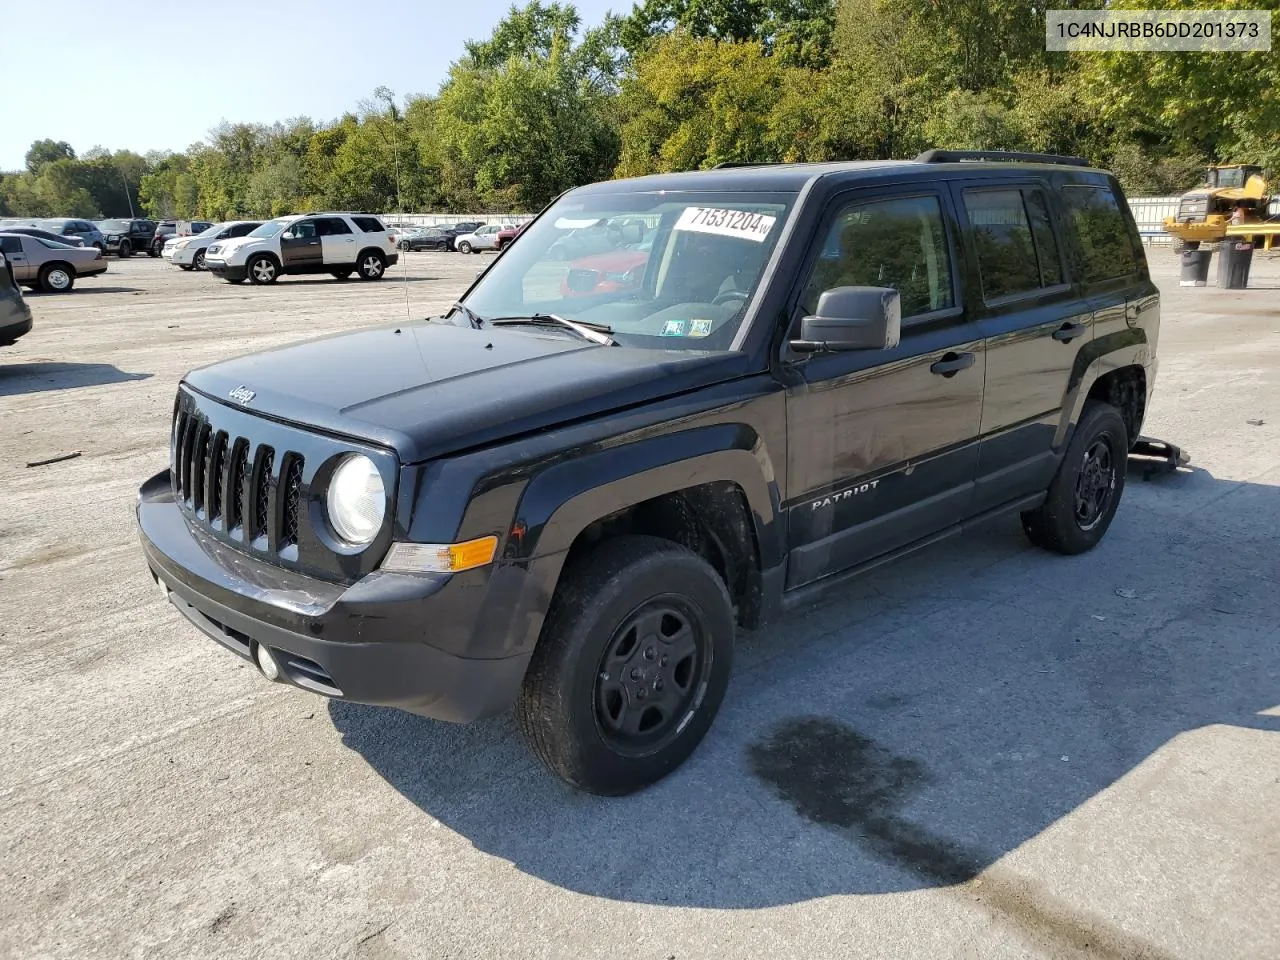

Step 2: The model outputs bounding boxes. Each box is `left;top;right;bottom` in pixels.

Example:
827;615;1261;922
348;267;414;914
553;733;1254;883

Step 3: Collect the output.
915;149;1090;167
710;162;779;169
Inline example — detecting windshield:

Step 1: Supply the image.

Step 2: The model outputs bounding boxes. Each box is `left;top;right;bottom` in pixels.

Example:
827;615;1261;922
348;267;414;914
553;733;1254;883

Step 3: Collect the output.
249;218;291;239
460;191;794;351
193;222;225;239
98;219;130;232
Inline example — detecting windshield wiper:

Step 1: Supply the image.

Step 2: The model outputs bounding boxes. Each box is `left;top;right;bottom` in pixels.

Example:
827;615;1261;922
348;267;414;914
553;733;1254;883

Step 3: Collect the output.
488;313;616;346
449;301;485;329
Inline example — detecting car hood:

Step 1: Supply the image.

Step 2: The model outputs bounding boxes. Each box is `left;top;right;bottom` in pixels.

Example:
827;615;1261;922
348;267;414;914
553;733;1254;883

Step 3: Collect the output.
183;321;748;463
208;236;258;255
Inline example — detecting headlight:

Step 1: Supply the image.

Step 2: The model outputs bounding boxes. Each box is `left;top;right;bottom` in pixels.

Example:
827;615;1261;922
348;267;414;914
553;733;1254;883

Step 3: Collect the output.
208;244;220;254
326;454;386;545
107;234;121;241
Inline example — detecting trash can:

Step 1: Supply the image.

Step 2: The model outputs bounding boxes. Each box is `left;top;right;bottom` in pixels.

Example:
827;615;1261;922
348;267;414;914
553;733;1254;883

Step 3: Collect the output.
1216;239;1255;289
1179;249;1212;286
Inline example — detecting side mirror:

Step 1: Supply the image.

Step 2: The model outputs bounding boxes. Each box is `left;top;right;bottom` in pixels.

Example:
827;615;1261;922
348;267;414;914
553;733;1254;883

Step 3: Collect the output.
792;286;901;353
281;230;295;240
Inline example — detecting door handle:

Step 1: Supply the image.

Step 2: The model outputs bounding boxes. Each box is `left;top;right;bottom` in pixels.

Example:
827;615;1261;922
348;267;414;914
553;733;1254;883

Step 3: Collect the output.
1052;321;1088;343
344;238;354;242
930;352;976;377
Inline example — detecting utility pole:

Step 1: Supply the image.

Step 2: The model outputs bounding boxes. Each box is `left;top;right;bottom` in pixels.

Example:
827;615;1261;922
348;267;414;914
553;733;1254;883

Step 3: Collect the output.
116;163;136;217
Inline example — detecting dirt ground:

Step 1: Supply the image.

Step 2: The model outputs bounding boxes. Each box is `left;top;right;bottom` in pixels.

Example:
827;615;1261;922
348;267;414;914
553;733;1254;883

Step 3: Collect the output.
2;247;1278;960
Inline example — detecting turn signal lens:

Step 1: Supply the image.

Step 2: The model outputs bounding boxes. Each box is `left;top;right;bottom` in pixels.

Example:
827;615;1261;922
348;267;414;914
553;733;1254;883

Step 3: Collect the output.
380;536;498;574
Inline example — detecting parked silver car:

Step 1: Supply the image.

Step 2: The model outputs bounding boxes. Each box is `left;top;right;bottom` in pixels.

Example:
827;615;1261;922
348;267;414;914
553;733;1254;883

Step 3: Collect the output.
0;233;109;293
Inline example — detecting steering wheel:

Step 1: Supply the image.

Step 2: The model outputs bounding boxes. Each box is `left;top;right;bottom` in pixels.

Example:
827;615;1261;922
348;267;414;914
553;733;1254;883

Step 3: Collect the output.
712;289;749;306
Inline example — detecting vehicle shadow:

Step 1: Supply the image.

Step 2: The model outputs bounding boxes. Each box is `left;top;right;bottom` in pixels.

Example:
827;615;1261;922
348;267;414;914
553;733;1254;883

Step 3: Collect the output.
23;286;145;296
330;459;1280;912
0;361;152;396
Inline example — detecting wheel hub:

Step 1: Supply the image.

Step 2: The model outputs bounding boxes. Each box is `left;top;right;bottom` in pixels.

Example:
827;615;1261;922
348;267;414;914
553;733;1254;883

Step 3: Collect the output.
1074;439;1114;528
594;600;705;751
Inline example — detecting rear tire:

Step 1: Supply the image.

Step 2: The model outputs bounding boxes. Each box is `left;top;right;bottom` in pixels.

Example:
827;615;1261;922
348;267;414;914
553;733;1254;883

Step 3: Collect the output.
1021;401;1128;555
148;241;162;258
117;240;132;258
356;250;385;280
178;265;193;271
516;535;734;795
39;264;75;293
246;254;279;284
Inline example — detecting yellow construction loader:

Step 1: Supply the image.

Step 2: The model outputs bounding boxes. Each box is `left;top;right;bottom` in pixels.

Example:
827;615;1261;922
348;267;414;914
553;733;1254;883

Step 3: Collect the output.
1163;164;1279;250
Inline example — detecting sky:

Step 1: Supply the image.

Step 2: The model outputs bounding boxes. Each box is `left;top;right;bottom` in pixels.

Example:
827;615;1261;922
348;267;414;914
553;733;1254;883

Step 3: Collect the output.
1;0;624;171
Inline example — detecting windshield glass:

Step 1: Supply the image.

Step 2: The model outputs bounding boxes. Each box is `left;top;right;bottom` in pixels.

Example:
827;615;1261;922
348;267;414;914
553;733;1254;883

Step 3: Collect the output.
249;218;291;239
461;190;794;350
98;220;130;232
193;222;225;239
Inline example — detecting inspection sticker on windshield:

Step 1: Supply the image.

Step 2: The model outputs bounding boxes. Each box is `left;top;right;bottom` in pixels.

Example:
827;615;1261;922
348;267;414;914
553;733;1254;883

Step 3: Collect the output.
674;207;776;242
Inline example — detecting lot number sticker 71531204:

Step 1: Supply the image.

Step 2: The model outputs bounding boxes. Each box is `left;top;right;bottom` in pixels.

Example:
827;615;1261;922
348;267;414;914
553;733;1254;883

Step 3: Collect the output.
674;206;777;243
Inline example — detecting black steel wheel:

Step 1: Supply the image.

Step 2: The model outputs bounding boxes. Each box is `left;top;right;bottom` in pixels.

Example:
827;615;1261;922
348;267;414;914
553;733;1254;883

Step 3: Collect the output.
517;535;734;795
1022;401;1128;554
117;240;132;258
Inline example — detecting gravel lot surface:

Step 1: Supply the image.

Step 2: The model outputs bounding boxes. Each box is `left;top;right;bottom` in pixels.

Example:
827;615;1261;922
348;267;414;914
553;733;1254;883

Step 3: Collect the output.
2;249;1278;960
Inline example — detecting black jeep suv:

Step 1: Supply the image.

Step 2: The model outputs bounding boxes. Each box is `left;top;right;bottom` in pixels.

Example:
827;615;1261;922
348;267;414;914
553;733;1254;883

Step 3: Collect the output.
98;218;158;258
137;151;1159;795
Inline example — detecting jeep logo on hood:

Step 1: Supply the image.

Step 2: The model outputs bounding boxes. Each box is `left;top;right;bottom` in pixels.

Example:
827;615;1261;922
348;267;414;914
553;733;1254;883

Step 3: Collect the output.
228;385;256;405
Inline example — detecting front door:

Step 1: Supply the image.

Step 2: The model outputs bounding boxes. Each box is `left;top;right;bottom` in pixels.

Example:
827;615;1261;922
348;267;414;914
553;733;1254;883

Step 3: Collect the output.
0;236;33;282
783;189;985;588
954;181;1096;513
316;217;357;266
281;219;322;271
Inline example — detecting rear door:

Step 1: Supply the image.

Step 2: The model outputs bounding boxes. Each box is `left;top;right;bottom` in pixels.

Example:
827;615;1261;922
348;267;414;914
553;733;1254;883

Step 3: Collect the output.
0;236;32;281
783;187;986;587
316;217;357;265
1058;178;1155;369
954;180;1095;514
281;219;322;271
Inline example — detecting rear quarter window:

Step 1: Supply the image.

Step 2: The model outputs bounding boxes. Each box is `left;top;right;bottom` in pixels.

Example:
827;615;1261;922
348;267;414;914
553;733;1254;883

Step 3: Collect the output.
352;217;386;232
1062;184;1139;282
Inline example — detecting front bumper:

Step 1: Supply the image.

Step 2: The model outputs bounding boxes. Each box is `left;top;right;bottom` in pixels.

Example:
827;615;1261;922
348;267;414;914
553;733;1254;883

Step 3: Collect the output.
137;470;532;722
205;260;247;281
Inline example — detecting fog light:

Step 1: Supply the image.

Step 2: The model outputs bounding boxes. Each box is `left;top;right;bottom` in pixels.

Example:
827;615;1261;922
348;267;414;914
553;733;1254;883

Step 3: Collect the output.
256;644;280;681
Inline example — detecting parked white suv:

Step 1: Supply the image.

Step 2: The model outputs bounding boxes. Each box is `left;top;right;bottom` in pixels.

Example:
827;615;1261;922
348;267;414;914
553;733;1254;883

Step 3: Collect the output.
454;224;506;253
164;221;263;270
204;213;399;284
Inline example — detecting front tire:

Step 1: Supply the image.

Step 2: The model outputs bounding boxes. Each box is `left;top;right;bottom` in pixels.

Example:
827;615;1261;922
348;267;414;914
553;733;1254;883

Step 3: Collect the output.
356;250;385;280
458;240;473;254
117;240;133;258
39;264;75;293
246;254;279;284
1021;401;1128;555
516;535;734;795
330;269;352;280
192;249;206;270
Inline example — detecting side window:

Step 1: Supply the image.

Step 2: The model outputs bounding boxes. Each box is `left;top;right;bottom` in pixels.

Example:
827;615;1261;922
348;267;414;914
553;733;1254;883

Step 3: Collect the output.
962;189;1042;300
802;194;955;321
352;216;385;232
1061;184;1138;282
0;236;21;254
316;217;352;237
291;220;317;239
228;223;249;237
1023;191;1063;287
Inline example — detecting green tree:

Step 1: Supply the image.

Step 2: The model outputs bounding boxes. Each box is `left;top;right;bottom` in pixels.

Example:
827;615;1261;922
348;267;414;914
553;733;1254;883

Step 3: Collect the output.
622;0;836;66
25;139;76;174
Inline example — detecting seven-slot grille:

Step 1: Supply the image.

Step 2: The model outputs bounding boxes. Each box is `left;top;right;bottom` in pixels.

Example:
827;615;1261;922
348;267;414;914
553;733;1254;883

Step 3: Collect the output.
171;408;303;556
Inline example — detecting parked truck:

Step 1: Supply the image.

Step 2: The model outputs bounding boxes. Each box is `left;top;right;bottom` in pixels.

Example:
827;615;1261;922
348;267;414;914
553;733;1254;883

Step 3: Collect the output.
1163;164;1277;250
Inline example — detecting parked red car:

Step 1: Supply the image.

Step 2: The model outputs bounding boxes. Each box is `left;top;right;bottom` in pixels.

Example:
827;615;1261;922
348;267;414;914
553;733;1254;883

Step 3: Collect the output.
559;244;651;297
496;221;530;251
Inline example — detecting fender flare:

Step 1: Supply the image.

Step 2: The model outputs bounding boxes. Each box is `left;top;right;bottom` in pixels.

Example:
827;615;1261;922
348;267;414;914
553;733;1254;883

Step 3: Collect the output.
502;423;783;652
1054;328;1151;448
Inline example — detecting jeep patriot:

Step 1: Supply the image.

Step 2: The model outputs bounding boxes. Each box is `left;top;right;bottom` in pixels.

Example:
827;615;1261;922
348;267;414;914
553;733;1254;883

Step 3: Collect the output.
137;150;1159;795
